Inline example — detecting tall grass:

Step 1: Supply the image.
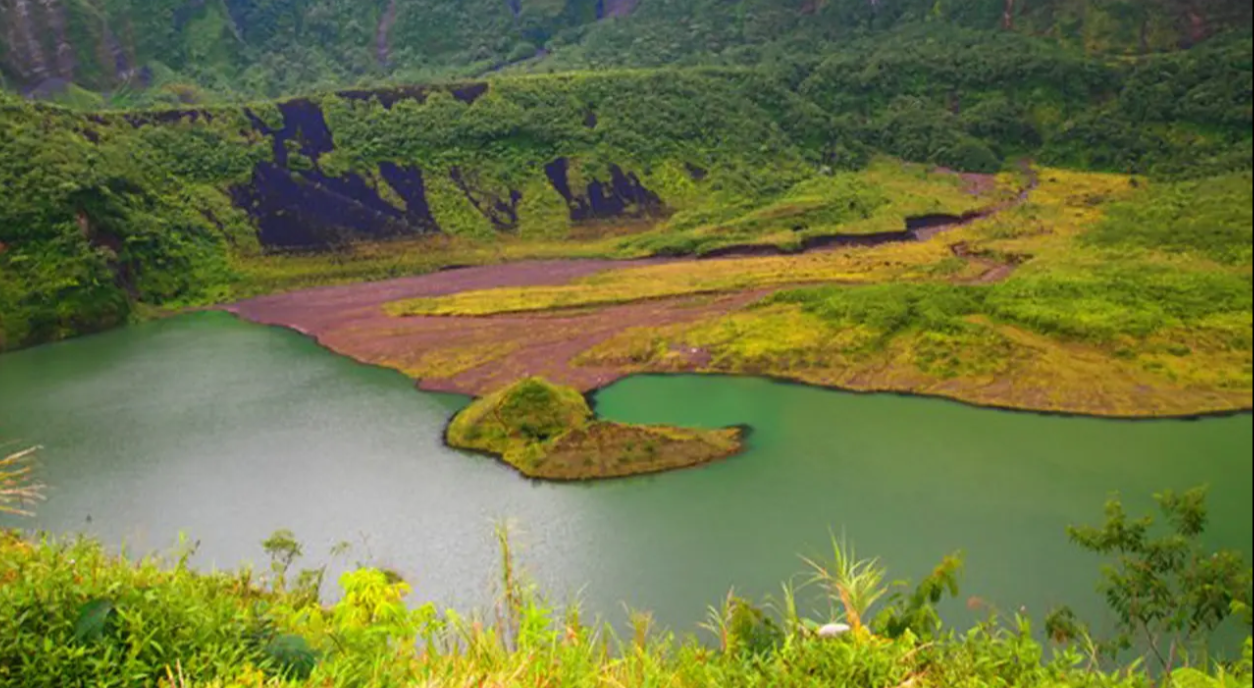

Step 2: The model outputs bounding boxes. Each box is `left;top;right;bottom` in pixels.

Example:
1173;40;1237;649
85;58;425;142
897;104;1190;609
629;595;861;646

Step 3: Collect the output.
0;445;42;516
802;532;889;632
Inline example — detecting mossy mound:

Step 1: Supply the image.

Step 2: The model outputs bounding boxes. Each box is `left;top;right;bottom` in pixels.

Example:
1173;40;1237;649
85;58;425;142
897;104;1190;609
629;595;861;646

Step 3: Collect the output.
446;377;743;480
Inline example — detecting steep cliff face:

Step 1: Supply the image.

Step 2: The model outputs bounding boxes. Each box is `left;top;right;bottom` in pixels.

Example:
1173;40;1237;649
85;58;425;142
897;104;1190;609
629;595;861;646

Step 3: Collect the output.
4;0;1250;98
1;0;74;87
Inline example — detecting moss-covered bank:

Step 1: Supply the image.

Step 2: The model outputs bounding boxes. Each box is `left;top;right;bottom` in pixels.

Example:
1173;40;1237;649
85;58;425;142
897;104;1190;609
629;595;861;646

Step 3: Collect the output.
445;377;743;480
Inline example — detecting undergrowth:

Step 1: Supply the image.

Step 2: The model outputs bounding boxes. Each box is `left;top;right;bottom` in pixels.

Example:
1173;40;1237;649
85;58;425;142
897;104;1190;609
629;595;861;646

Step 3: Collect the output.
0;487;1250;687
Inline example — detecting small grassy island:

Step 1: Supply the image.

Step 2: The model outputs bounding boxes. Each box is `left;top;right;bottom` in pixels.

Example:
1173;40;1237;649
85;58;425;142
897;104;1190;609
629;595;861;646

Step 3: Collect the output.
446;377;743;480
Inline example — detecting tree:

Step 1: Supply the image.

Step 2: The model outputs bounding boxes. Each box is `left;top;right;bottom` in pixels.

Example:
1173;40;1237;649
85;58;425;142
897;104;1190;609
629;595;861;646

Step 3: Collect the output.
1057;486;1253;670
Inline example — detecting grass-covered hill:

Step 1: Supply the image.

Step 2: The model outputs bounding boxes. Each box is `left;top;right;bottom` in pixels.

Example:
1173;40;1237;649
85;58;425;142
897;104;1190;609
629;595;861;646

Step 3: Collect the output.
2;26;1250;353
1;0;1251;103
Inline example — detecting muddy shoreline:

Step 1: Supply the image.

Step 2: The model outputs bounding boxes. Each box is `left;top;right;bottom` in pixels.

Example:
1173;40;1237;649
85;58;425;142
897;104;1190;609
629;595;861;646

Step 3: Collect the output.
219;250;1251;422
218;164;1251;422
221;307;1251;427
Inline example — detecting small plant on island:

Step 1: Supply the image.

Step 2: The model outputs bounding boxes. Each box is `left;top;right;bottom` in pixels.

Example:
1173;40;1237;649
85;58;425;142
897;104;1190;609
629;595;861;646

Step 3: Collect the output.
445;376;744;480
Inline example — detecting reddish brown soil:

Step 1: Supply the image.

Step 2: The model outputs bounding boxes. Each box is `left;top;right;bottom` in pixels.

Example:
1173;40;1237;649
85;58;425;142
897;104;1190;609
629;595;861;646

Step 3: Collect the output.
223;173;1028;397
224;259;771;396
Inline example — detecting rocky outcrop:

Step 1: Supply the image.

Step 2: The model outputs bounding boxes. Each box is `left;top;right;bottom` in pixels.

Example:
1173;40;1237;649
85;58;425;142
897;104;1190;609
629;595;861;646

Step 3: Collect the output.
230;98;441;248
3;0;50;84
2;0;141;91
39;0;74;80
450;167;522;231
230;162;427;248
543;157;664;222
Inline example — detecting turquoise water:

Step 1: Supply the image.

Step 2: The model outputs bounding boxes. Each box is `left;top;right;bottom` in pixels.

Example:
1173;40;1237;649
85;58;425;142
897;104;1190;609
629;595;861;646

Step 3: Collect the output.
1;312;1250;643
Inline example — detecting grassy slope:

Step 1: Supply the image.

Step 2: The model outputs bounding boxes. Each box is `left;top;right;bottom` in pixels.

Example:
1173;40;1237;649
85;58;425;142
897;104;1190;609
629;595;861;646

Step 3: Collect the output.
598;171;1251;416
395;168;1251;416
385;161;1013;317
446;377;742;479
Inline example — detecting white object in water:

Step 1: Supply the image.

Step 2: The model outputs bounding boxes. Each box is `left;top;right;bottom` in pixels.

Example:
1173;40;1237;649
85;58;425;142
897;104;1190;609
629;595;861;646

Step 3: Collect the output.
817;623;852;638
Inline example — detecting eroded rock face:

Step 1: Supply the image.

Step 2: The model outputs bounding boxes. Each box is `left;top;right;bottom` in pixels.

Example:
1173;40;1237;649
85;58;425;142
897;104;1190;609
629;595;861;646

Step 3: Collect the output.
219;96;666;249
229;97;448;249
3;0;74;89
230;163;427;249
544;157;664;222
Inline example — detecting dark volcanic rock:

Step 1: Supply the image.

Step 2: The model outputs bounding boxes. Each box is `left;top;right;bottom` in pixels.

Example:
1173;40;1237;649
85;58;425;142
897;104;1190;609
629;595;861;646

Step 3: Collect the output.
544;158;665;222
230;162;437;249
231;98;448;249
378;162;441;231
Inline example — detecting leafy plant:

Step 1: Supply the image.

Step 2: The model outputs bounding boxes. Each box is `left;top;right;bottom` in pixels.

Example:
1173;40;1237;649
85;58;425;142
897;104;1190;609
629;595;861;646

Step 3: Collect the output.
876;552;965;640
802;531;889;632
2;486;1251;687
1060;486;1254;670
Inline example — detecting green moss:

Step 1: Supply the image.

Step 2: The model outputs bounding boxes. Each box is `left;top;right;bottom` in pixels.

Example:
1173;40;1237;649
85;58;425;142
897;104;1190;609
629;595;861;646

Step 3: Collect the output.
424;170;497;239
515;176;571;240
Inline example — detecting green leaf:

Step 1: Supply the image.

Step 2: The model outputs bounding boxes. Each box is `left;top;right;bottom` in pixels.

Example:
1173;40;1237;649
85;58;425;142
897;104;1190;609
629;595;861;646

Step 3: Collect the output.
1172;668;1219;688
72;598;117;644
265;633;318;680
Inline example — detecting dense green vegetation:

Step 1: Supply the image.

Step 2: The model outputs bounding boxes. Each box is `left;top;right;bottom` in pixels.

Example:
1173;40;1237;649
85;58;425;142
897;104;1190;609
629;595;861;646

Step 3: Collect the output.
2;0;1250;103
446;377;742;479
0;98;260;349
1084;174;1254;265
1;486;1250;687
2;26;1250;354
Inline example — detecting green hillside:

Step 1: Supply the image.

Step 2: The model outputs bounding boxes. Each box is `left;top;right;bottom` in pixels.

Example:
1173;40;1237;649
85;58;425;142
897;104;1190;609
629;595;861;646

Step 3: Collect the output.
2;0;1251;103
3;23;1251;352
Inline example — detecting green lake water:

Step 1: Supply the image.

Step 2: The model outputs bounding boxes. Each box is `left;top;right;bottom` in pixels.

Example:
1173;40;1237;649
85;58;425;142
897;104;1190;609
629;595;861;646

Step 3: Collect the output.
1;312;1251;642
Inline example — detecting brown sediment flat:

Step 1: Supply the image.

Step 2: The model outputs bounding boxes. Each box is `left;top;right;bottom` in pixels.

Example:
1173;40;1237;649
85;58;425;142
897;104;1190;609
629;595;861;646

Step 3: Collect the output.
217;165;1251;419
222;181;1027;398
224;258;772;396
219;247;1247;418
